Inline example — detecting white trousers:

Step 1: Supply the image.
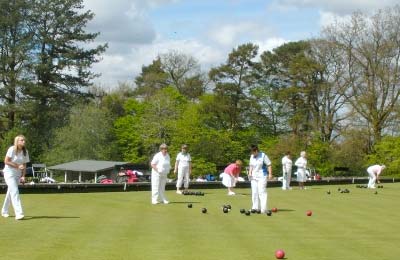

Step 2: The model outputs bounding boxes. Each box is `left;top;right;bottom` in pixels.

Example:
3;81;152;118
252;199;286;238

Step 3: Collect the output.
176;167;190;189
282;168;291;189
251;176;268;213
2;173;24;216
367;169;376;188
151;171;168;203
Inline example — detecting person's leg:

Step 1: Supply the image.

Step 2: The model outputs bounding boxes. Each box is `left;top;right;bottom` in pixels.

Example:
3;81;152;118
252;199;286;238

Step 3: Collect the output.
159;174;168;203
228;175;236;195
287;172;291;189
259;176;268;213
151;172;160;204
176;168;183;193
367;170;376;188
5;175;23;217
282;171;287;190
183;167;190;191
251;179;259;210
1;188;11;216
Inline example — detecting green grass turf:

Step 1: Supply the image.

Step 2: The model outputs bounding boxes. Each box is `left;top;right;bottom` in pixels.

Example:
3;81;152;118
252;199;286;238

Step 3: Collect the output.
0;183;399;260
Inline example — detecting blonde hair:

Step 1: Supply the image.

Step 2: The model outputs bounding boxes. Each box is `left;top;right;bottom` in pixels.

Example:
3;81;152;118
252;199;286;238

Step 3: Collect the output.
235;160;243;166
14;135;27;156
159;143;168;150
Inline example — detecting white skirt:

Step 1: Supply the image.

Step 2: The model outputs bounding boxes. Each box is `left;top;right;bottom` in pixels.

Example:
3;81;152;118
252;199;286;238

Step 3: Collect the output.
296;169;307;182
221;173;236;188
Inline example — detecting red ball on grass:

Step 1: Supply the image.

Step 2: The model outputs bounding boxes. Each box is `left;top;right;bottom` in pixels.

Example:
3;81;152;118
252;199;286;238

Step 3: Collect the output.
275;249;285;259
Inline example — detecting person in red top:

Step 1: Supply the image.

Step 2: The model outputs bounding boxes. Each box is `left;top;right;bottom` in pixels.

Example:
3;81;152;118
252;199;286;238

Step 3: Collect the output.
221;160;243;195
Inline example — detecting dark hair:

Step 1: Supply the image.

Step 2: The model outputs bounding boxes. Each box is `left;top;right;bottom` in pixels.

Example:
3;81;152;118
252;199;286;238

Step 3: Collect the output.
250;145;259;152
286;151;291;155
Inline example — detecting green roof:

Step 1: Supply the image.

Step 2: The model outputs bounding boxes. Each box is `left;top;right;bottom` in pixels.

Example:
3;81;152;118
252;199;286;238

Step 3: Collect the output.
48;160;128;173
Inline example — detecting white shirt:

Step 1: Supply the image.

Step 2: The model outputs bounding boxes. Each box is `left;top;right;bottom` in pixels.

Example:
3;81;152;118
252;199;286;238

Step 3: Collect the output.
282;155;292;173
3;146;30;176
367;165;384;175
249;152;271;178
151;152;171;175
295;157;307;171
176;152;191;169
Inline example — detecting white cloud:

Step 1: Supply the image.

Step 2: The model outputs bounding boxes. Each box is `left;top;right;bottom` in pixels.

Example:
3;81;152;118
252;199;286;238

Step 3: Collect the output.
318;11;352;29
272;0;399;15
91;35;225;88
256;38;288;54
207;21;274;47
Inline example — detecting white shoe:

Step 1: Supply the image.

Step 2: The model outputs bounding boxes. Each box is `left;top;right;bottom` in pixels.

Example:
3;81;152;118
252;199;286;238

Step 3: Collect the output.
163;200;169;204
15;215;24;220
228;191;235;195
176;190;182;194
2;213;9;218
151;201;159;205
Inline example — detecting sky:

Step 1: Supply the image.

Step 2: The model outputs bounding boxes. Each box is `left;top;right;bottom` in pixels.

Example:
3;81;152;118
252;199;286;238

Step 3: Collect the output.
82;0;399;90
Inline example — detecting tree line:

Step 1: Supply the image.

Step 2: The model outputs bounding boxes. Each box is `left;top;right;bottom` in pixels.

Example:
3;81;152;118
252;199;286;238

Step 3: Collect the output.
1;1;400;177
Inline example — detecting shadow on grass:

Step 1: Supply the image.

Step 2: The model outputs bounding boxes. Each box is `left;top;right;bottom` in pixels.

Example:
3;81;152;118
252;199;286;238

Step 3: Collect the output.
24;216;80;220
169;201;201;204
275;209;295;212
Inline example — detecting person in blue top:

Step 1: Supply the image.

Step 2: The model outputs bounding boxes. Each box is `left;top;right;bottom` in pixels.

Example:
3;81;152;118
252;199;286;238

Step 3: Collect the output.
248;144;273;214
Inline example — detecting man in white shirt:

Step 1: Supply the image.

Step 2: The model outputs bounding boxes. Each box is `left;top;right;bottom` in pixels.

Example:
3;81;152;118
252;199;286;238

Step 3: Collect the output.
281;151;292;190
174;144;192;194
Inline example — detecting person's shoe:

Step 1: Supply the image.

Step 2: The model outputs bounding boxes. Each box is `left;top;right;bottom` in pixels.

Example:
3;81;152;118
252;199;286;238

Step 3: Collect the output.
151;200;160;205
163;200;169;204
2;213;9;218
15;215;24;220
176;190;182;194
228;191;235;195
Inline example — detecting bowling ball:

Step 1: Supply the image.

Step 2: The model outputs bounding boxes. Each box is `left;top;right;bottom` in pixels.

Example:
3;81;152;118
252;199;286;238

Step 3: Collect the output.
275;249;285;259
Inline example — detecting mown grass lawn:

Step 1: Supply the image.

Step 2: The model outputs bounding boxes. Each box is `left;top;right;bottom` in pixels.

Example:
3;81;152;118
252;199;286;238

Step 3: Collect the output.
0;183;399;260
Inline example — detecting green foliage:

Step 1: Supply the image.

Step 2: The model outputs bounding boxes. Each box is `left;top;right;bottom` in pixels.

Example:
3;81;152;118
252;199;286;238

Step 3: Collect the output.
331;129;370;176
306;137;334;176
113;98;147;163
42;103;116;165
367;136;400;177
190;157;216;177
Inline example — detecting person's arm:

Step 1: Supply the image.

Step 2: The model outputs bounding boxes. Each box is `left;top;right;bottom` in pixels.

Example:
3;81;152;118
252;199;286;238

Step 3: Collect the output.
268;165;273;180
248;165;253;177
174;160;179;174
20;163;26;183
4;155;19;169
151;163;158;173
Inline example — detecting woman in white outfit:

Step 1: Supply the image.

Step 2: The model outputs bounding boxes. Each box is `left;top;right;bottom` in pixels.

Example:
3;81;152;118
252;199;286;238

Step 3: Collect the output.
174;144;192;194
2;135;30;220
295;151;307;190
366;164;385;189
151;143;171;204
248;145;272;214
281;151;292;190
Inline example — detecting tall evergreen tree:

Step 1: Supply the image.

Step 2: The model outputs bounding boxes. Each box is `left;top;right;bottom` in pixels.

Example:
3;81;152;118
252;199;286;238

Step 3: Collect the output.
0;0;34;133
209;43;259;131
